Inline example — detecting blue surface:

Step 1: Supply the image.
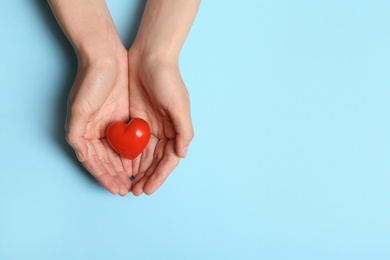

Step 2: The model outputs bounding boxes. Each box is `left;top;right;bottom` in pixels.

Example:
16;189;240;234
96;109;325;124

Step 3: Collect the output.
1;0;390;259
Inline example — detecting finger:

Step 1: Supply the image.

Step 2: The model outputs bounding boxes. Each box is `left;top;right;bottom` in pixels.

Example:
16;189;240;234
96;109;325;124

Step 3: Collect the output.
143;140;180;195
131;154;141;177
120;156;133;177
65;104;89;162
131;159;158;196
170;105;194;158
83;158;121;194
82;142;121;195
102;139;132;193
132;135;158;183
137;135;159;175
91;140;117;177
83;159;122;195
132;138;165;188
91;140;129;196
132;139;166;196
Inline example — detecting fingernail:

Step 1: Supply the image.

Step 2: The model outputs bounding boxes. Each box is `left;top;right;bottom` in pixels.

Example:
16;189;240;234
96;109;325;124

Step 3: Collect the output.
76;150;84;162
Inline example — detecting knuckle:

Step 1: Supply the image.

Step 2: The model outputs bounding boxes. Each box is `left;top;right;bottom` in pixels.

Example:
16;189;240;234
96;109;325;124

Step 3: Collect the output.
184;128;195;142
189;129;195;141
70;105;85;118
65;132;78;148
163;153;179;166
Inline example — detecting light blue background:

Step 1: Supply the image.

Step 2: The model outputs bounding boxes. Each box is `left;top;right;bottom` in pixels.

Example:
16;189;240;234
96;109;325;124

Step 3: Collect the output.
1;0;390;259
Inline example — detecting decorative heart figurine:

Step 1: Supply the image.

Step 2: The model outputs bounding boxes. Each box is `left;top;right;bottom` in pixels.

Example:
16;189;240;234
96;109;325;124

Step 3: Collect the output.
106;118;151;160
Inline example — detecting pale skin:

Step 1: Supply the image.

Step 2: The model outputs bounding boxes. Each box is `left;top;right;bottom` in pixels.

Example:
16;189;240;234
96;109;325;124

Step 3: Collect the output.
48;0;200;196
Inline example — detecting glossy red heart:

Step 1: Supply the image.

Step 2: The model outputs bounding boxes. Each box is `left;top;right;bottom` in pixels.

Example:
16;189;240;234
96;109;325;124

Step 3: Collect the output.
106;118;151;160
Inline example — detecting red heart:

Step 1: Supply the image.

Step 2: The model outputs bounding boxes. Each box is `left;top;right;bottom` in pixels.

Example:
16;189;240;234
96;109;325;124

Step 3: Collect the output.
106;118;151;160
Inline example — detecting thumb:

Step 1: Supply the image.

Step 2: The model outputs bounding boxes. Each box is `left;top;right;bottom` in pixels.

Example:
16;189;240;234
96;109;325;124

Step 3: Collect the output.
171;107;194;158
65;105;89;162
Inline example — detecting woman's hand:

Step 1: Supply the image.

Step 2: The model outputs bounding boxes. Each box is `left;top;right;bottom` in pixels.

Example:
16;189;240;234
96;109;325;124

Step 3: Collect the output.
49;0;133;195
127;49;194;196
49;0;200;196
124;0;200;195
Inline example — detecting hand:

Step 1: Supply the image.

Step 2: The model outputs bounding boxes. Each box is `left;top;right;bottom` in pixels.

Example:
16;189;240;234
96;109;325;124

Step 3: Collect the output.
65;48;133;196
127;49;194;195
124;0;199;196
49;0;199;196
48;0;135;195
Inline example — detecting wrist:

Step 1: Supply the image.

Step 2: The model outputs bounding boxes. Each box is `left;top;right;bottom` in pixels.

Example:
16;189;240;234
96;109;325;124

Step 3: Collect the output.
129;43;179;69
130;0;200;65
76;39;127;69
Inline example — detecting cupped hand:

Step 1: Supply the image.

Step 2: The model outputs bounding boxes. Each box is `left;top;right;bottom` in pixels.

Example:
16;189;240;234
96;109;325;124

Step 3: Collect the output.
127;49;194;196
65;48;134;196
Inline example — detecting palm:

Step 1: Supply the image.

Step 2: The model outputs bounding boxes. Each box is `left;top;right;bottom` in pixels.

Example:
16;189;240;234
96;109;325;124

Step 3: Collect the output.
82;69;129;140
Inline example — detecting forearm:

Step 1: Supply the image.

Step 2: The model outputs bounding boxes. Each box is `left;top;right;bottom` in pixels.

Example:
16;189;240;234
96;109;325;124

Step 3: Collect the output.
132;0;201;62
48;0;125;64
